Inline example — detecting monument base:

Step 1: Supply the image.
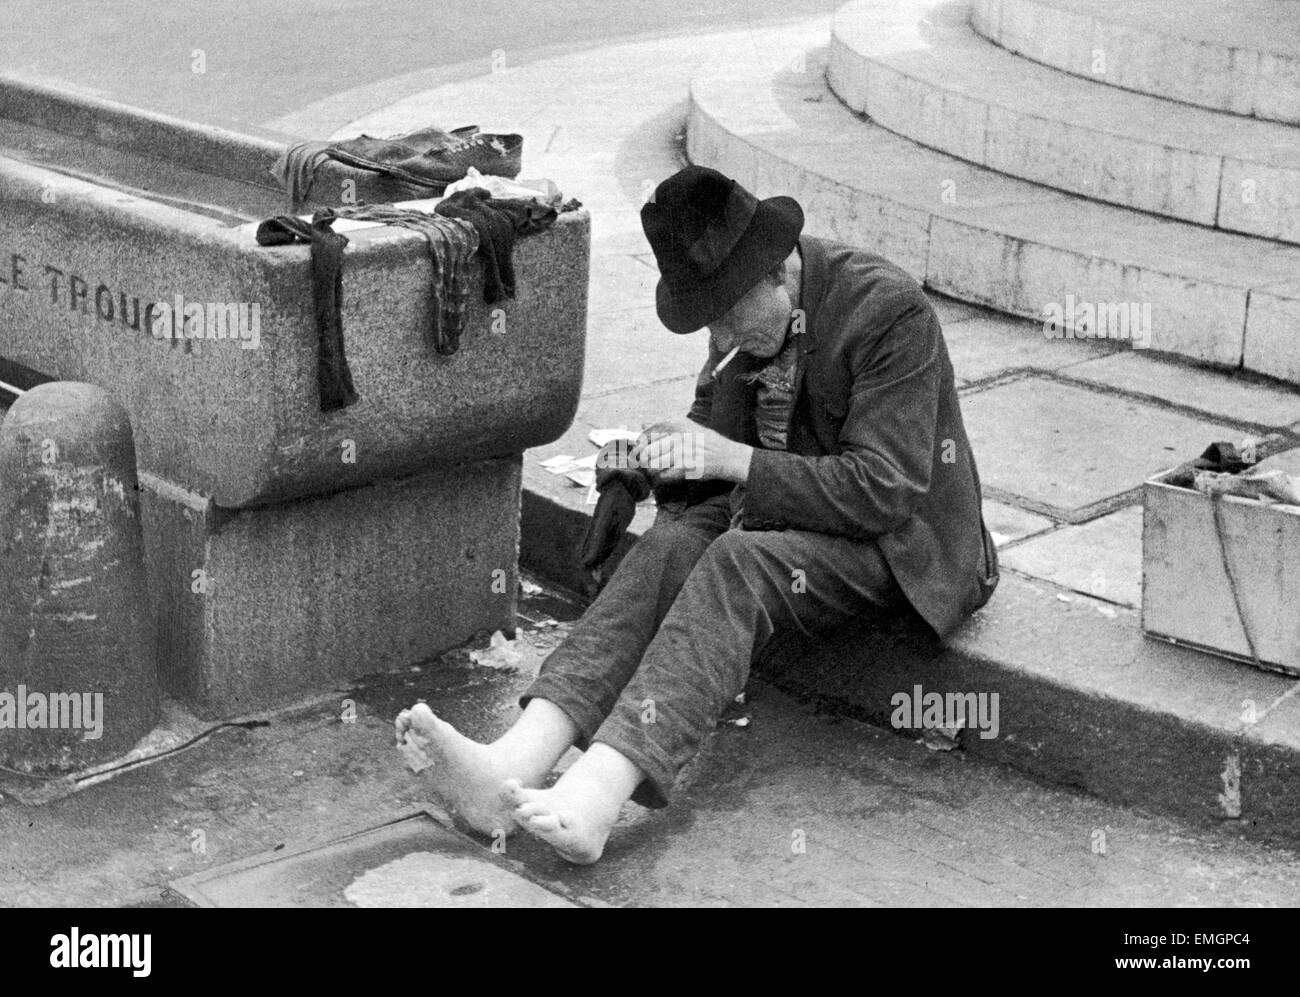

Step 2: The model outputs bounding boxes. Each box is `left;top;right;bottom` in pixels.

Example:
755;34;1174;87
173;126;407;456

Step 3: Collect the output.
140;457;521;718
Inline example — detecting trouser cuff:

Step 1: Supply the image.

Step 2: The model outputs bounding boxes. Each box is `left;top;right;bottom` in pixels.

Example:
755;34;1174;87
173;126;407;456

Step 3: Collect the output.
518;674;607;751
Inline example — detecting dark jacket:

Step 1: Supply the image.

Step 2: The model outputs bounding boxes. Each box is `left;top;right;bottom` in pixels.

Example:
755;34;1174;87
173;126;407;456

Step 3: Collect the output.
686;235;998;639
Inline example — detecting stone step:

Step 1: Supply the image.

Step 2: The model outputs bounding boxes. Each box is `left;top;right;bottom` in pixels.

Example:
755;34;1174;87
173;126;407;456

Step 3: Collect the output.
686;48;1300;382
970;0;1300;125
828;0;1300;243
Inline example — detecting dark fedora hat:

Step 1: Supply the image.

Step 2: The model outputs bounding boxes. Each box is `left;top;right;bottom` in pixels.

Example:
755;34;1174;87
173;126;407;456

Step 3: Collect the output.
641;166;803;334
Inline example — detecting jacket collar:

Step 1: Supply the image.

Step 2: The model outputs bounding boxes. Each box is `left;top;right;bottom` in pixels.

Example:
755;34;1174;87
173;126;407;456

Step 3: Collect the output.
786;234;828;408
794;234;829;357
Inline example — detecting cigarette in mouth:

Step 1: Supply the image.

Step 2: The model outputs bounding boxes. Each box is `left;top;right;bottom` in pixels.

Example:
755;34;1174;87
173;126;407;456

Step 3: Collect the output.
712;346;741;379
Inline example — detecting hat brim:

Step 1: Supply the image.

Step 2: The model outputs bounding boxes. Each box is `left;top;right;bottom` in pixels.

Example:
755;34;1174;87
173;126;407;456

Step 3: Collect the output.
654;195;804;334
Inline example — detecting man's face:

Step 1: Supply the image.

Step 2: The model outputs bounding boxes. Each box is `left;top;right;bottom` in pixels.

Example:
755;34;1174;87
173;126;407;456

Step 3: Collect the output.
706;273;791;359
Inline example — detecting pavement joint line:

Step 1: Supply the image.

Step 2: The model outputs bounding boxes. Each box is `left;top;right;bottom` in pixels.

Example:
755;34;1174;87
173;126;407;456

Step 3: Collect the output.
979;484;1143;525
578;373;698;401
1044;368;1300;434
1254;679;1300;728
955;367;1037;395
998;565;1139;608
993;521;1085;552
988;527;1057;551
980;487;1070;523
586;303;660;318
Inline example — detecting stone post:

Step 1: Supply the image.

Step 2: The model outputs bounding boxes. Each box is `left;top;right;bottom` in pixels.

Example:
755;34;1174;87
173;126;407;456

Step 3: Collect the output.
0;381;158;770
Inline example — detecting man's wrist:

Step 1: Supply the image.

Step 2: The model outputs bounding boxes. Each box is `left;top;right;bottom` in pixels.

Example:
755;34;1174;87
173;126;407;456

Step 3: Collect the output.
729;443;754;484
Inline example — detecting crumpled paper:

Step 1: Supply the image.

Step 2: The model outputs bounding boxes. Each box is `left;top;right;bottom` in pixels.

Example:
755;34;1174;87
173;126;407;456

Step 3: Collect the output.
443;167;562;207
919;722;963;752
469;630;524;670
1193;467;1300;506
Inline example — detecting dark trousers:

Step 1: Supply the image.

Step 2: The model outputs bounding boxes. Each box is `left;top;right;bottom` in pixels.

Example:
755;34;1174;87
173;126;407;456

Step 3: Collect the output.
521;491;906;807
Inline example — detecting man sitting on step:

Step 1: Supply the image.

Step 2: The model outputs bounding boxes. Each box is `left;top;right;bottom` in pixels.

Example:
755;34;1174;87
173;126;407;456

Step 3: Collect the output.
395;165;999;864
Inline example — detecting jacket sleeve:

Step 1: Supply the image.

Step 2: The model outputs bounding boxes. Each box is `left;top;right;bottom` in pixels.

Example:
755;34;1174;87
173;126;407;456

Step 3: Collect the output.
740;298;940;538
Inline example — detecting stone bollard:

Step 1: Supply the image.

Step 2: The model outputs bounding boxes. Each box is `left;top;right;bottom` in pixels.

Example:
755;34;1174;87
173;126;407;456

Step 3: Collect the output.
0;382;158;771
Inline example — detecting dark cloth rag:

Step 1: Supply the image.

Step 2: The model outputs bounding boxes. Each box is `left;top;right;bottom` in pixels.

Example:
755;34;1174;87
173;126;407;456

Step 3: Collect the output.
1166;441;1256;488
254;190;561;412
255;210;358;411
580;440;734;572
434;188;558;303
333;206;480;355
581;442;654;571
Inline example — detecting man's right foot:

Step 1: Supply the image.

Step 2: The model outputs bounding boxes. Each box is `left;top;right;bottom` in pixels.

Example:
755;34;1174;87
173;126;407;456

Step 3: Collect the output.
395;703;521;838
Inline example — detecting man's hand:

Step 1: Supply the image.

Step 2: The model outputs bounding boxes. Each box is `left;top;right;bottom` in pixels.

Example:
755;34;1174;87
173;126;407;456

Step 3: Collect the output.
631;420;754;484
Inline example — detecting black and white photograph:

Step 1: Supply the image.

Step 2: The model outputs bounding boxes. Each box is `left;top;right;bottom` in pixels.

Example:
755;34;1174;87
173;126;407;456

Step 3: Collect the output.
0;0;1294;943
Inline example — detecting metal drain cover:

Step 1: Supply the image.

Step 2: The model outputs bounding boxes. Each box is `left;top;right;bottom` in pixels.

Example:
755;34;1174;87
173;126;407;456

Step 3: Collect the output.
170;809;582;908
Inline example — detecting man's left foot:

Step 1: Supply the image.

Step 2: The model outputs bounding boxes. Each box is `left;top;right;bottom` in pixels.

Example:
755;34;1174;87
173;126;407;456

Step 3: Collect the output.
500;777;622;865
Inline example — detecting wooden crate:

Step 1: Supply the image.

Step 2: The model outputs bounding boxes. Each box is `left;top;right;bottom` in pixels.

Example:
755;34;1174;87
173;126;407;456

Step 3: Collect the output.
1142;452;1300;677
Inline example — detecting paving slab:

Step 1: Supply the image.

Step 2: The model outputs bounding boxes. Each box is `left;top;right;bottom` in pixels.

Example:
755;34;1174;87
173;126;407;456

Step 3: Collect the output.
999;504;1143;607
960;375;1249;519
588;251;661;315
983;498;1056;547
943;312;1117;383
583;306;706;396
1067;350;1300;429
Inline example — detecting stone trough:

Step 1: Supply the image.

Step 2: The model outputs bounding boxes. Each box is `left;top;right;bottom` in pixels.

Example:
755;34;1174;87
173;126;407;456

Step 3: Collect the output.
0;76;589;718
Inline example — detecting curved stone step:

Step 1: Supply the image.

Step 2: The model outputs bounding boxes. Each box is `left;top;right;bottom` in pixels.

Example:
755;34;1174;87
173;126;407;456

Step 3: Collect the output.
827;0;1300;244
686;49;1300;382
971;0;1300;125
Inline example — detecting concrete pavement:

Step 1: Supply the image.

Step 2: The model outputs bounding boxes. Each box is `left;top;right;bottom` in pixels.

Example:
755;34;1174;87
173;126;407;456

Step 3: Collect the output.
0;0;847;131
3;576;1299;907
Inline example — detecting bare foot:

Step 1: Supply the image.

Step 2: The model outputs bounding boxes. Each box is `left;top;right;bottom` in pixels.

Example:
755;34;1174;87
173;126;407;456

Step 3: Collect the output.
395;703;521;838
500;776;623;865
